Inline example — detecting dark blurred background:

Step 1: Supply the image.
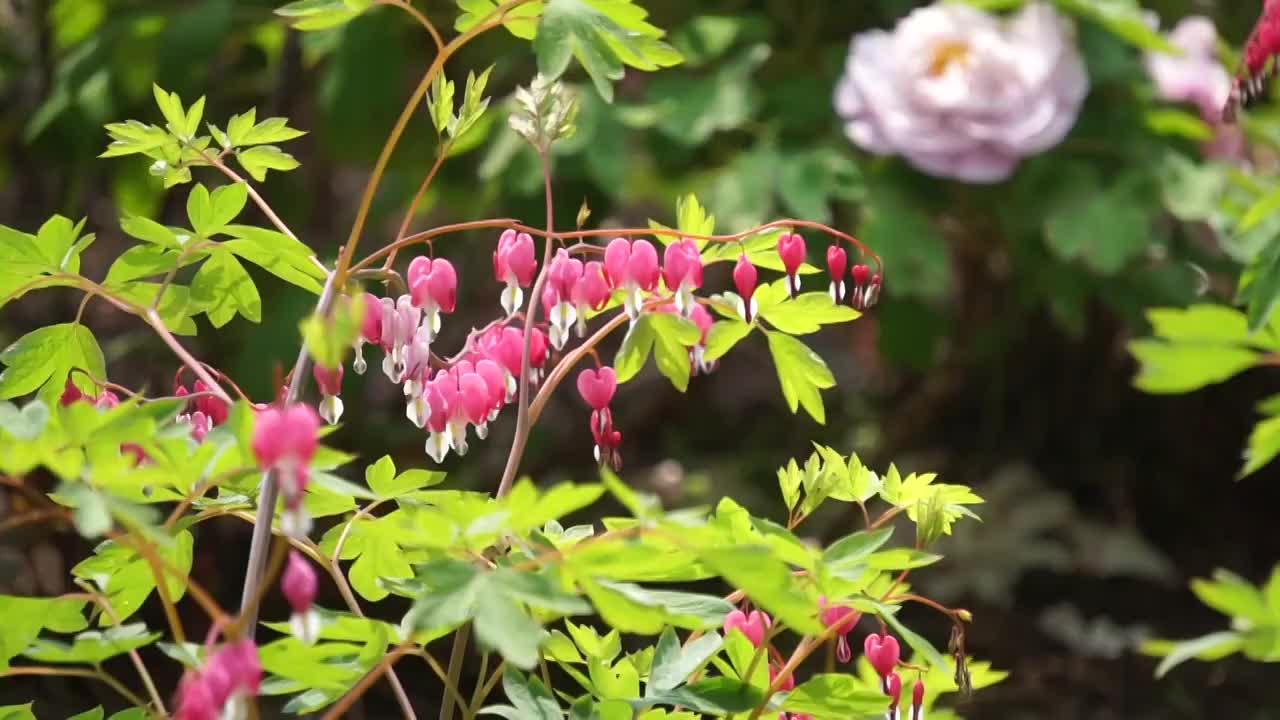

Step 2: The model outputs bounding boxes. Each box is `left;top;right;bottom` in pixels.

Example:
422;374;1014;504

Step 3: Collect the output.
4;0;1280;717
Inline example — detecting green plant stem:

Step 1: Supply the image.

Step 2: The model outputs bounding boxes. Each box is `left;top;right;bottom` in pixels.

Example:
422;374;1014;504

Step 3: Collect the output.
322;642;415;720
438;623;472;720
496;149;555;499
386;148;449;271
357;217;883;277
414;647;471;712
376;0;445;49
2;666;150;710
465;659;506;720
236;272;338;637
81;584;168;716
334;0;537;282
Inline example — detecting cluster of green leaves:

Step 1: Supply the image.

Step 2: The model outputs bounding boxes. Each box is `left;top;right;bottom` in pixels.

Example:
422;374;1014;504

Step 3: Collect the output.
1141;565;1280;678
1127;304;1280;478
105;85;305;186
279;0;682;103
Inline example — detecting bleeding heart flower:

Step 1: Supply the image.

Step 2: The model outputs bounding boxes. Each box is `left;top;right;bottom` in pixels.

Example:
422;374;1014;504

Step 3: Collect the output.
312;364;344;425
826;246;848;303
60;376;86;406
252;403;320;537
193;380;229;426
576;367;617;411
723;609;772;647
732;254;758;322
864;632;900;678
885;671;902;710
911;678;925;720
777;232;806;297
688;303;717;376
662;239;703;316
604;238;660;319
353;292;384;374
409;256;457;340
282;550;317;614
819;596;858;663
494;229;537;315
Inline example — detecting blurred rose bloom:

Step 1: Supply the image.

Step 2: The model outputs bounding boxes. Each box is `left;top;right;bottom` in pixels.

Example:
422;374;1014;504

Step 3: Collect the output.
1144;14;1245;162
833;1;1088;183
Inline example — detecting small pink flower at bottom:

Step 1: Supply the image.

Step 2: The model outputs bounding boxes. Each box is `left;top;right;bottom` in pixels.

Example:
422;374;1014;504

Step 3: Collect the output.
911;678;925;720
283;550;320;645
819;596;858;663
313;363;345;425
885;671;902;711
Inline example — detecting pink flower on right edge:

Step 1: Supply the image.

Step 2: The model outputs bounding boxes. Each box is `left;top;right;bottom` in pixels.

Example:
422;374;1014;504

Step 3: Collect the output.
1143;14;1246;163
834;1;1088;183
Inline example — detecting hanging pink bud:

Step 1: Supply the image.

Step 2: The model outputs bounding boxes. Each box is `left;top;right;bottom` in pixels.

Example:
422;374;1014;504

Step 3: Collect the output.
733;254;758;322
723;609;771;647
826;246;848;303
427;258;458;313
359;292;383;344
690;303;713;345
251;404;320;511
603;237;631;288
851;264;870;287
529;327;549;370
576;367;617;410
60;376;85;406
573;261;611;310
769;665;795;692
819;596;858;663
850;264;871;310
312;364;343;397
777;233;806;273
458;372;491;424
282;551;317;614
475;359;507;415
175;674;217;720
549;249;584;300
95;391;120;409
663;239;702;291
864;632;900;678
886;672;902;709
494;230;536;286
629;240;660;291
193;380;229;426
911;678;925;719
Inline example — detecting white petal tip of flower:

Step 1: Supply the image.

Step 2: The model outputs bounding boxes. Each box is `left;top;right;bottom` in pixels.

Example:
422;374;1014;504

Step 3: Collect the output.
319;395;343;425
281;507;312;541
290;609;322;646
425;431;452;463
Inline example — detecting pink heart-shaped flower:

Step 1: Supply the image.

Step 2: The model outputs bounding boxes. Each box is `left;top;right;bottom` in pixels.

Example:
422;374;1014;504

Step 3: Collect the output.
863;632;900;678
576;367;617;411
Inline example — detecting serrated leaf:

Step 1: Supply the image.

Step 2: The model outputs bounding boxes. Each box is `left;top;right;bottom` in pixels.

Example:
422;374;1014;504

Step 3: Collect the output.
191;248;262;326
0;323;105;400
236;145;300;182
275;0;369;30
765;331;834;424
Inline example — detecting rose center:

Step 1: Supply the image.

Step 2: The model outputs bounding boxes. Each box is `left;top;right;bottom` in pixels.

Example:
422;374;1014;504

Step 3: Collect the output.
926;40;972;76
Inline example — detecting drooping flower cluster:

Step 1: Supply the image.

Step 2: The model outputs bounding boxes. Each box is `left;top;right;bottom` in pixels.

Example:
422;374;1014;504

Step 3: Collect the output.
577;366;621;470
173;639;261;720
173;378;230;442
834;1;1088;183
864;631;926;718
251;403;320;537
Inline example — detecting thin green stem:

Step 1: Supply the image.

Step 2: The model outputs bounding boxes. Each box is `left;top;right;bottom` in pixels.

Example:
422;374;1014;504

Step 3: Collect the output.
1;666;150;710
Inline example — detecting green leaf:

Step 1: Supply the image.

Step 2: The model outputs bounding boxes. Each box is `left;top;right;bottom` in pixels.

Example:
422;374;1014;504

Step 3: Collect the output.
1143;631;1244;678
649;312;699;391
1053;0;1178;51
429;72;456;135
0;323;105;400
646;44;768;146
482;667;561;720
119;215;183;250
758;291;859;335
1045;183;1152;275
534;0;680;102
368;456;446;497
822;528;893;573
696;546;821;634
587;580;734;632
1190;569;1273;624
152;84;200;139
259;636;366;691
642;677;763;715
191;248;262;327
864;548;942;571
1128;340;1258;394
474;584;547;670
236;145;300;182
782;674;890;718
456;0;544;39
22;623;160;664
1241;415;1280;479
275;0;370;30
401;560;481;637
221;225;324;294
0;704;35;720
301;295;364;370
237;115;307;146
67;707;105;720
649;629;722;692
70;532;193;625
764;331;834;424
453;66;495;139
187;183;248;237
0;596;86;671
614;315;656;383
